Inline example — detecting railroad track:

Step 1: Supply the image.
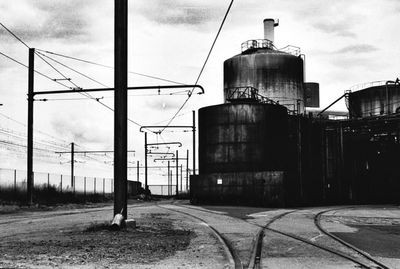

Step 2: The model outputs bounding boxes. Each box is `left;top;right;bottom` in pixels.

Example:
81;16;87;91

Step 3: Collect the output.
157;204;239;269
2;201;393;268
162;204;392;269
314;208;391;269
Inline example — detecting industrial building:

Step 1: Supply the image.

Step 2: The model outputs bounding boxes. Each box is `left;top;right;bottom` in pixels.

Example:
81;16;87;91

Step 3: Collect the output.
191;19;400;206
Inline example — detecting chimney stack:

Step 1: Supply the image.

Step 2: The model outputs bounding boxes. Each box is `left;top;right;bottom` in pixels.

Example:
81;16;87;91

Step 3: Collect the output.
263;18;279;43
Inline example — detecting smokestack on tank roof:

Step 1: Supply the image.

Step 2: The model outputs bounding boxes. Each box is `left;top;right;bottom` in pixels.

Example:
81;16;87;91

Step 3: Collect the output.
263;18;279;43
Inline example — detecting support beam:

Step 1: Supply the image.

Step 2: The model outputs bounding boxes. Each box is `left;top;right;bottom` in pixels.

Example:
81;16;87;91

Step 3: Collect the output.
167;161;170;196
180;164;183;192
176;150;179;196
186;149;189;191
33;84;204;96
144;132;148;191
71;142;74;187
113;0;128;221
193;110;196;175
137;160;139;182
27;48;34;205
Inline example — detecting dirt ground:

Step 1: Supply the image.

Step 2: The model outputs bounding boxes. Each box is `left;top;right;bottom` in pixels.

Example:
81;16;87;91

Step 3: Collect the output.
0;201;229;269
0;212;193;268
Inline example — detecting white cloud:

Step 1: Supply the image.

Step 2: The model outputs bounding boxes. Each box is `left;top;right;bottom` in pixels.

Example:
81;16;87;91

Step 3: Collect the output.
0;0;399;182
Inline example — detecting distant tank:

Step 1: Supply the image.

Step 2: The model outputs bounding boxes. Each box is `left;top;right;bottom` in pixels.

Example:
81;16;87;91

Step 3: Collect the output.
348;79;400;118
224;19;305;114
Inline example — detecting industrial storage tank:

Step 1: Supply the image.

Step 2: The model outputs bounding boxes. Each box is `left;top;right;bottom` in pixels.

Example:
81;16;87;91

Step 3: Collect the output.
224;19;305;114
192;102;288;206
348;79;400;118
191;18;307;206
199;103;288;173
304;82;320;108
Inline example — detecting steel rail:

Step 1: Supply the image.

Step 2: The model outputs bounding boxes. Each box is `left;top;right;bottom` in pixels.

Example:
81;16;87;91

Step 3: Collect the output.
315;209;391;269
157;204;240;269
170;205;376;269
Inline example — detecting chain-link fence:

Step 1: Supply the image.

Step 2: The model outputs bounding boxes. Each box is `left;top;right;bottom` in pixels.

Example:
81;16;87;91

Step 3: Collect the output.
0;168;113;203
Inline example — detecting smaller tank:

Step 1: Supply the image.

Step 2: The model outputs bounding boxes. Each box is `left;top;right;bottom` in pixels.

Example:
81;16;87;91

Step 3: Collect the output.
348;80;400;118
304;82;320;108
223;19;305;114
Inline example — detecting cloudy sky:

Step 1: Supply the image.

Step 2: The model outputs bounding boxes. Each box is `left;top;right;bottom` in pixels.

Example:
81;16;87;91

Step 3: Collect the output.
0;0;399;185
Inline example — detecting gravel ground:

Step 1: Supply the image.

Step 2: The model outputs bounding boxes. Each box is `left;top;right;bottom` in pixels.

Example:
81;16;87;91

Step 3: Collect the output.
0;201;229;269
1;202;399;269
0;212;193;268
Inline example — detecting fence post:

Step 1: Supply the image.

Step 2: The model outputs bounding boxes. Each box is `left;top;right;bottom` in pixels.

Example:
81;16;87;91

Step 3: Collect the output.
94;177;96;194
84;177;86;197
47;173;50;190
60;174;63;193
73;176;76;195
103;178;105;196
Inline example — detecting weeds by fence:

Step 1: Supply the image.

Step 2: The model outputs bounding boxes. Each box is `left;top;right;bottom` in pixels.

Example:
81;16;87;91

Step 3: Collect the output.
0;168;113;204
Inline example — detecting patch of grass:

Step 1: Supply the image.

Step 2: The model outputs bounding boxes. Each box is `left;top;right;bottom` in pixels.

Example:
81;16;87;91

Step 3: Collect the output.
0;184;112;205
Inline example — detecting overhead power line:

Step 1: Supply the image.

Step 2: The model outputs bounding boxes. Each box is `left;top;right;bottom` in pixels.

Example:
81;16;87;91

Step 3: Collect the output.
0;50;72;89
36;51;110;88
0;49;144;128
0;111;71;145
36;49;187;85
0;23;155;130
0;22;30;49
160;0;235;133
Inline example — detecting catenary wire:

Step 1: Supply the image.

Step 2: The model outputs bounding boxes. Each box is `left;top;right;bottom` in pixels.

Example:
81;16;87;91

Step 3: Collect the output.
160;0;235;133
0;24;152;131
36;49;187;86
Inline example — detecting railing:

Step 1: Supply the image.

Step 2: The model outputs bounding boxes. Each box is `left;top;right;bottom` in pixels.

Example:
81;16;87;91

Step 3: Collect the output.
347;80;388;93
241;39;273;52
279;45;301;56
225;86;279;105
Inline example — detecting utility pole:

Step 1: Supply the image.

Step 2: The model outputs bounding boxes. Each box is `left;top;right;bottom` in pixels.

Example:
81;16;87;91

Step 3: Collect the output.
169;170;173;196
186;149;189;191
176;150;179;196
113;0;128;220
144;132;148;191
167;161;170;195
71;142;74;187
192;110;196;176
27;48;34;205
136;160;139;182
180;164;183;192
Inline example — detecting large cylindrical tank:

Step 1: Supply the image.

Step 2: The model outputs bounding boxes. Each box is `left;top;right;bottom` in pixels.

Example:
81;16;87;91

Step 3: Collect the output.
224;49;304;113
348;84;400;118
199;103;288;174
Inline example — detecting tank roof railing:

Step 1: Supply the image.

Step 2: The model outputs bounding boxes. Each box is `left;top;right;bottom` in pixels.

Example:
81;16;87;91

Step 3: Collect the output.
241;39;274;53
226;86;304;114
346;80;389;93
279;45;301;56
225;86;280;105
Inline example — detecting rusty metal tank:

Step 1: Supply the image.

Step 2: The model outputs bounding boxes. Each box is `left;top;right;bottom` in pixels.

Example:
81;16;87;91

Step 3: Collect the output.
348;81;400;118
223;19;304;113
194;102;288;206
199;103;288;174
224;49;304;113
